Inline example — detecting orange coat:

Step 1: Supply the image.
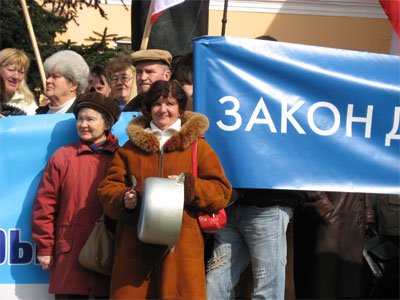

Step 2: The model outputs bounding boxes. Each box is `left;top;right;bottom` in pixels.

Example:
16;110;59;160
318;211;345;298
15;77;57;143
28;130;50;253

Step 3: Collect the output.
98;112;232;299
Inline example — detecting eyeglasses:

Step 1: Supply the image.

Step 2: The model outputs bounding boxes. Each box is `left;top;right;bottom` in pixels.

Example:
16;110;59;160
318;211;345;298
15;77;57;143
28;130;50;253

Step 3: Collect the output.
111;75;133;84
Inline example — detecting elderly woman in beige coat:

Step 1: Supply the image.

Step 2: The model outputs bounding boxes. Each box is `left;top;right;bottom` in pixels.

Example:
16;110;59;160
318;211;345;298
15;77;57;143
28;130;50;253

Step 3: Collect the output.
98;80;232;299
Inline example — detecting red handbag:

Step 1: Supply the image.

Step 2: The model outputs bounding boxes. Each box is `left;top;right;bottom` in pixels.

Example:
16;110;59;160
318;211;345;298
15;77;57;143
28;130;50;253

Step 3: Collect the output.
192;139;227;233
197;208;227;233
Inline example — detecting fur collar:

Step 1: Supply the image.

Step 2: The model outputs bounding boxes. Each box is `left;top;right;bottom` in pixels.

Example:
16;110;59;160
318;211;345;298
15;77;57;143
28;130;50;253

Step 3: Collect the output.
0;103;26;116
126;111;209;153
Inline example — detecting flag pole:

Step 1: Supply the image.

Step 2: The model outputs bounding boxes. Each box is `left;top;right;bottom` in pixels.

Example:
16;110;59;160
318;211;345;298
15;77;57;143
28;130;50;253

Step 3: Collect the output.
140;0;155;50
20;0;46;94
221;0;229;36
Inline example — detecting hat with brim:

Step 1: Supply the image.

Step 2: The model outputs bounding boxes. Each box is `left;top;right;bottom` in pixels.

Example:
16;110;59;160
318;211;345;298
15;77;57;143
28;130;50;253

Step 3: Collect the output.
131;49;172;67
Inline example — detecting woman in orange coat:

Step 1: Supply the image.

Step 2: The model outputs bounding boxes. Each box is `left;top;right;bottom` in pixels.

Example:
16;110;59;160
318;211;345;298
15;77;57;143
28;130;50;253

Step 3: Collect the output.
98;80;232;299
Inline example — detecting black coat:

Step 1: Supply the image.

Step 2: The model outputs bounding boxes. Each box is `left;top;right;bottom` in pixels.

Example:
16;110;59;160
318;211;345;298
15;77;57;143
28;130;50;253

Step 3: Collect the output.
35;101;76;114
123;94;143;112
294;192;369;299
0;103;26;116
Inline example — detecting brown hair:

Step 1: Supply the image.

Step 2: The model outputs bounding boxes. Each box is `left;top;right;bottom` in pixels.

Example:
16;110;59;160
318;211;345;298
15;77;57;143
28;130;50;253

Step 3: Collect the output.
142;80;187;117
106;53;134;79
171;53;193;85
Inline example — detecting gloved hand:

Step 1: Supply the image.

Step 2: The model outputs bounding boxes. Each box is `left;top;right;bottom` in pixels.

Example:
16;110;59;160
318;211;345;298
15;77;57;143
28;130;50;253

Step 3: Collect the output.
304;192;334;218
312;198;334;217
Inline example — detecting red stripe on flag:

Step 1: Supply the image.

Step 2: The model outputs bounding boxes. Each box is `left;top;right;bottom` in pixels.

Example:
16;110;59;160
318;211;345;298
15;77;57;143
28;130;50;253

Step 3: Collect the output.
150;12;164;24
380;0;400;37
150;0;185;25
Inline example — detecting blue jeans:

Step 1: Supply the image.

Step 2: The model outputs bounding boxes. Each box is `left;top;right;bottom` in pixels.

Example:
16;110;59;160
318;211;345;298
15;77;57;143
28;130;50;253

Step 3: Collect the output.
206;204;292;300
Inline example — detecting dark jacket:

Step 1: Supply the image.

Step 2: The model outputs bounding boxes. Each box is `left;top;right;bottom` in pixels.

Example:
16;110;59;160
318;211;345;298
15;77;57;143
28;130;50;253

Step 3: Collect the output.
0;103;26;116
35;101;76;114
235;188;304;208
122;94;143;112
370;193;400;236
294;192;371;299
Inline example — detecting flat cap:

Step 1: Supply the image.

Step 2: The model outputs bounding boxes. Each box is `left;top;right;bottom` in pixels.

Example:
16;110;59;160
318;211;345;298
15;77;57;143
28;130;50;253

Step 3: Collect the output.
131;49;172;66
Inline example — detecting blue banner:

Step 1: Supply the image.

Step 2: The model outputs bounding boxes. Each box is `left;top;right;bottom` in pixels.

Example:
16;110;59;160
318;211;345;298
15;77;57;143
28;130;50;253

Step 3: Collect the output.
194;36;400;194
0;113;137;293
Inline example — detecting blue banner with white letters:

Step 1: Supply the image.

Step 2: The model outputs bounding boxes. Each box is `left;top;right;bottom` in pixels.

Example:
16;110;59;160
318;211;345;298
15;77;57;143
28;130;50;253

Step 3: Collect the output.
194;36;400;194
0;113;137;297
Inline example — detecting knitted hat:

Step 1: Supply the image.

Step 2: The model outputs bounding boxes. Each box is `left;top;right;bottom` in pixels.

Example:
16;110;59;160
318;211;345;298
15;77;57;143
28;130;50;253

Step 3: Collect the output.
131;49;172;66
73;92;121;125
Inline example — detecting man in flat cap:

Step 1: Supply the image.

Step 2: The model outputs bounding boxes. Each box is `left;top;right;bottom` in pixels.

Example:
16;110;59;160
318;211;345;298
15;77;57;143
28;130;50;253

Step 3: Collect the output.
124;49;172;111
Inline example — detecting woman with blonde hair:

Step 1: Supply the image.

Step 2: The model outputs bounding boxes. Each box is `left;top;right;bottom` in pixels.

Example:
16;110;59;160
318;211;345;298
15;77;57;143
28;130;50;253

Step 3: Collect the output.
0;48;37;116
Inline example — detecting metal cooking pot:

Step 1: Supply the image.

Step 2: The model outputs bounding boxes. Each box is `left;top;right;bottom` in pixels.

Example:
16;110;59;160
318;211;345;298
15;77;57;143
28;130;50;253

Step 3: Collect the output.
137;175;185;247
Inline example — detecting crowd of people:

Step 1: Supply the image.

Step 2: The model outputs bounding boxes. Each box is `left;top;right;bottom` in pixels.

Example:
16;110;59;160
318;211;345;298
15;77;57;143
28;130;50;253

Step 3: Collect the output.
0;46;398;300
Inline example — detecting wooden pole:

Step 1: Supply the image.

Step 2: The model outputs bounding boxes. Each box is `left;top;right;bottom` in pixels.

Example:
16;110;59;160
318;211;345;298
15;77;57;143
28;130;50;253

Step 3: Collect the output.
221;0;229;36
140;0;155;50
20;0;46;93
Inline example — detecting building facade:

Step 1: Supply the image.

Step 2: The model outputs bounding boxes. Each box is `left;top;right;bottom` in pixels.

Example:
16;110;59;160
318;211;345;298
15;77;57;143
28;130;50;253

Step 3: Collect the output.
57;0;394;54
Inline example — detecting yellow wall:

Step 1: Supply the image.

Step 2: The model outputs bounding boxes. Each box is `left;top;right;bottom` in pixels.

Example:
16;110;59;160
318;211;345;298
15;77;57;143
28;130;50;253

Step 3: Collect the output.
209;11;392;53
55;4;132;46
57;4;393;54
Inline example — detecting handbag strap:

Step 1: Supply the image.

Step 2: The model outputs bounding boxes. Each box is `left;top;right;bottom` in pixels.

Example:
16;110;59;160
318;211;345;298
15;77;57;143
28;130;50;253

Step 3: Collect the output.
192;138;198;178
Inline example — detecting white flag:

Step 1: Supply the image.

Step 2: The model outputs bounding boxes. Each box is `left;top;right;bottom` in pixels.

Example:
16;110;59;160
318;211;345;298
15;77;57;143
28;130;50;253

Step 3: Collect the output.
151;0;185;24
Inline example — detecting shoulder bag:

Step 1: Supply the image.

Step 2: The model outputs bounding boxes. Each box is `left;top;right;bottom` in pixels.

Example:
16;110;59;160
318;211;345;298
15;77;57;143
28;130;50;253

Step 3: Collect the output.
78;214;114;275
